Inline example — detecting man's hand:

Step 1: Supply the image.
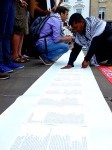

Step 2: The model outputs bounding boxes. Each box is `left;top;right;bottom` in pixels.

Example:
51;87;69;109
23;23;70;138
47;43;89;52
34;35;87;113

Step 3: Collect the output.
82;60;89;68
65;35;73;42
61;65;73;69
44;10;51;15
21;0;28;7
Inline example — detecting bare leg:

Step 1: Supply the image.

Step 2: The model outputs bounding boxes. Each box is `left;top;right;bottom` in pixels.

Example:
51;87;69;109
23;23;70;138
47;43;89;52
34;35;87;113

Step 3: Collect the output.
12;34;21;59
18;34;24;56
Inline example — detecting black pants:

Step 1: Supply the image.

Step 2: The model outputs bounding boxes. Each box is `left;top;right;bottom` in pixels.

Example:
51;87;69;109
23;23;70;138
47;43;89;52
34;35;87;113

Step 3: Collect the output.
85;23;112;63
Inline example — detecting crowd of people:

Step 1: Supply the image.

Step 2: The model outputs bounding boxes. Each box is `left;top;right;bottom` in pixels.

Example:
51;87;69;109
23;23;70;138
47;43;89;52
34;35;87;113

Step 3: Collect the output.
0;0;64;79
0;0;112;80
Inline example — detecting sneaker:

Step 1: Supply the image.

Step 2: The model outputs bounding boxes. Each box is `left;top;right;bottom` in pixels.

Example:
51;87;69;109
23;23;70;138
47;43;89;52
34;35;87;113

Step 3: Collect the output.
22;54;29;58
39;56;53;66
90;56;99;67
6;62;24;69
105;60;112;66
0;64;13;73
0;72;10;80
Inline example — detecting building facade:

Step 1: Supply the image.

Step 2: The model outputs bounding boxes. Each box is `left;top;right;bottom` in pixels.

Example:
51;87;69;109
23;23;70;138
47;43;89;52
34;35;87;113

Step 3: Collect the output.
90;0;112;20
56;0;90;18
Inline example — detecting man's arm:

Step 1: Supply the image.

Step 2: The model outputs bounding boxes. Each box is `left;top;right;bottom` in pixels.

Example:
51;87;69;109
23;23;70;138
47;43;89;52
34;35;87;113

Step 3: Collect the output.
82;37;98;68
61;42;82;69
51;0;57;12
84;38;97;62
51;0;63;12
59;35;72;43
34;1;50;15
53;0;56;8
58;0;63;6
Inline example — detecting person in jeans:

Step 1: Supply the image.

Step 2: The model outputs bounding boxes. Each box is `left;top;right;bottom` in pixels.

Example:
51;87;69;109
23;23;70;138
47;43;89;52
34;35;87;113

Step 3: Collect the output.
35;6;72;65
0;0;27;74
62;13;112;69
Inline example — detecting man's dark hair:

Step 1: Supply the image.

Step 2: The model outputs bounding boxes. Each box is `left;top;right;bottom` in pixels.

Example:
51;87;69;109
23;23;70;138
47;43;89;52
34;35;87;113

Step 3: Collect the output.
69;13;85;26
55;6;69;14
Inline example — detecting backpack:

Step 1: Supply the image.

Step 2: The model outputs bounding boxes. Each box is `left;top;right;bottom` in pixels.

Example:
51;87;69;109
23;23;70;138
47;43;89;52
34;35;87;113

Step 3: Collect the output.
30;15;57;55
30;15;54;41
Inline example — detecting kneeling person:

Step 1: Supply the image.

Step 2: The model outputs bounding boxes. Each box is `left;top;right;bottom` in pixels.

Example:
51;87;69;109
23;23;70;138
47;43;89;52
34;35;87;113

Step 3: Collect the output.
35;6;72;65
62;13;112;69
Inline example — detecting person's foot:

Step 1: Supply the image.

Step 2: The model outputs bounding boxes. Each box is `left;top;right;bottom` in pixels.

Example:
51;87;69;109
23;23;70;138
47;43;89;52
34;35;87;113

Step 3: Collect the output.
0;72;10;80
13;57;27;63
0;64;13;73
39;56;53;66
105;60;112;66
6;62;24;69
89;57;99;67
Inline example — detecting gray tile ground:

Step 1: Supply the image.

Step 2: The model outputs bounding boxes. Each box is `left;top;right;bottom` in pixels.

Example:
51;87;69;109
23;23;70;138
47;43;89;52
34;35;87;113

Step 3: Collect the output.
0;58;50;114
91;66;112;111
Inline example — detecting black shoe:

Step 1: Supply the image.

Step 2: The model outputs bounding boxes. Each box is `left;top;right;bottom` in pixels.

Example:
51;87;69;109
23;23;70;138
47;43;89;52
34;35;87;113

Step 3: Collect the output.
39;56;53;66
105;60;112;66
0;72;10;80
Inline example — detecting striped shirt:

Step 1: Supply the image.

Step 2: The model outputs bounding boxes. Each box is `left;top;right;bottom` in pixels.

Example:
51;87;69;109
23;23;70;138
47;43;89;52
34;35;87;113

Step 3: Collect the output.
74;16;106;50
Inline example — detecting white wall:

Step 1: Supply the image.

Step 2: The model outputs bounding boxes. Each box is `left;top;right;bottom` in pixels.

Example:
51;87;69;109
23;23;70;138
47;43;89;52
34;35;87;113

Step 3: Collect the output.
56;0;90;19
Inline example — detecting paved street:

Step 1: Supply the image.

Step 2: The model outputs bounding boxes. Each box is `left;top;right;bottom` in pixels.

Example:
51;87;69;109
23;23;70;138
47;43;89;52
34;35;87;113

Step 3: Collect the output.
0;58;50;114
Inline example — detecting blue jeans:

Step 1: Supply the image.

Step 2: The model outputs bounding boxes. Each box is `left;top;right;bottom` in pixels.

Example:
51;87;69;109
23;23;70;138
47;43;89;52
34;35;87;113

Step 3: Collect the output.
37;41;69;60
0;0;14;64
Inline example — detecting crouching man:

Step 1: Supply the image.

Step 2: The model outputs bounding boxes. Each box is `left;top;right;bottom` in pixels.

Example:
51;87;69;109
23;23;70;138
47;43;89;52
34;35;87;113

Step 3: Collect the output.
35;6;72;65
62;13;112;69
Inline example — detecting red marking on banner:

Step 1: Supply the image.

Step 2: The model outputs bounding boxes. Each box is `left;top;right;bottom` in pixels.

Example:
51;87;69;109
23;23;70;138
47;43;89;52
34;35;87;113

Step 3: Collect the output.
98;66;112;83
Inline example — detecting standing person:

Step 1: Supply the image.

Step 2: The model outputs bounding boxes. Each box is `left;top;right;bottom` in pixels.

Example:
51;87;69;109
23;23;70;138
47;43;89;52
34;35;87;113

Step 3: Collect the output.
11;0;29;63
0;0;26;76
62;13;112;69
26;0;52;57
34;0;63;19
27;0;63;58
35;6;72;65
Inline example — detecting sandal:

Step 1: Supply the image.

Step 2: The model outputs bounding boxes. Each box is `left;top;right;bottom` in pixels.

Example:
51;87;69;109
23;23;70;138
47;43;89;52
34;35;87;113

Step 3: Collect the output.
13;57;27;63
